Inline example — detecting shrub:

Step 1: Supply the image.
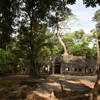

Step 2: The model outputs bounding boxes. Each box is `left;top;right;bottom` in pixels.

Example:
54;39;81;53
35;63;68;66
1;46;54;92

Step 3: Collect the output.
0;49;14;72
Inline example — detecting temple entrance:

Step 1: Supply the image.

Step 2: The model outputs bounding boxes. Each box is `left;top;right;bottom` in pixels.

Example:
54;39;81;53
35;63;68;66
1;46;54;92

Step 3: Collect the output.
54;63;61;74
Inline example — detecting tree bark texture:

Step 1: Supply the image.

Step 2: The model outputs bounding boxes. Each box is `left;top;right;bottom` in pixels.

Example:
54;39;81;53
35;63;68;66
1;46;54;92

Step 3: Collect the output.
56;24;68;56
93;32;100;100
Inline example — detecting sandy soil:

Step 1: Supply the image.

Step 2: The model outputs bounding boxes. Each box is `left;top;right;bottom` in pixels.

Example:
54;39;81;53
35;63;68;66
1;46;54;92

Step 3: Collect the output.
0;75;97;100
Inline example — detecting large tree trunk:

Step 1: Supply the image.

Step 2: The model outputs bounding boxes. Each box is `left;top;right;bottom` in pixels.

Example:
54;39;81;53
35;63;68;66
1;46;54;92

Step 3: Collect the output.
56;24;69;56
95;32;100;72
92;32;100;100
29;14;38;76
93;59;100;100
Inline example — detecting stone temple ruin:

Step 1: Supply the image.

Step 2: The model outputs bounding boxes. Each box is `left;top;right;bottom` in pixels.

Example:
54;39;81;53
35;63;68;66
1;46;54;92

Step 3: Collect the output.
40;54;96;75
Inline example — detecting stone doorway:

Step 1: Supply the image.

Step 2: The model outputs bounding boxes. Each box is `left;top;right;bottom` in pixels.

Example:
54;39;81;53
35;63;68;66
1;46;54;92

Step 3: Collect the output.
54;63;61;74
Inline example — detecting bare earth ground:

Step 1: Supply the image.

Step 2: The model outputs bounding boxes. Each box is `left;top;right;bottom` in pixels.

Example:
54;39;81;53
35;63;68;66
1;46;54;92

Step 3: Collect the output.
0;75;97;100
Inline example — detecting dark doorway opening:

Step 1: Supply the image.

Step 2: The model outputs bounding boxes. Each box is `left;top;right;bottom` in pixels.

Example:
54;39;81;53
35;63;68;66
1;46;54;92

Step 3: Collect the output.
89;69;92;73
54;63;61;74
79;68;82;72
74;68;77;72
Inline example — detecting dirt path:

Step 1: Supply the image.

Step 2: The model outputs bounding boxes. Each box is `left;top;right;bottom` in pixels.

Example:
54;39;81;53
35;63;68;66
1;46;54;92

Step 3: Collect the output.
0;75;97;100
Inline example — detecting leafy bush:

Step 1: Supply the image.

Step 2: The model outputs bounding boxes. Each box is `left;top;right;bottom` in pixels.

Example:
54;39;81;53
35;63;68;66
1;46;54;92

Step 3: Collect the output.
0;49;14;72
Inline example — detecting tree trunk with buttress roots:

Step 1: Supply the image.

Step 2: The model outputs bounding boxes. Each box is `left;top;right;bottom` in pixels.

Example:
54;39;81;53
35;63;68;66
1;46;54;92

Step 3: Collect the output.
56;24;69;59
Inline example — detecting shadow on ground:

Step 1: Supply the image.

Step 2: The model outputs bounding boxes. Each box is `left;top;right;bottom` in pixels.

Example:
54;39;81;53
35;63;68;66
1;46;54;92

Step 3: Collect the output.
0;75;96;100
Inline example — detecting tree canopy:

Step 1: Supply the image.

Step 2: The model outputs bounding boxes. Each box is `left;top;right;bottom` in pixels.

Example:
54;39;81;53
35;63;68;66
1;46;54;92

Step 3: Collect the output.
0;0;99;74
0;0;99;49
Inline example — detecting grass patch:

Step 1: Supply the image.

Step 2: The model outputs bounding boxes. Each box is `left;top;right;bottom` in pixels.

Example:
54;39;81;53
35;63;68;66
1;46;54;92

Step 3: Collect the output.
0;80;13;87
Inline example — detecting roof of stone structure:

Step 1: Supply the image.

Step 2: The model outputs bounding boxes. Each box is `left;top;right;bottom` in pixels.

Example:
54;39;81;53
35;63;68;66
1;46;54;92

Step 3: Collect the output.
42;54;96;68
85;59;96;67
61;54;96;68
63;55;85;63
62;55;86;67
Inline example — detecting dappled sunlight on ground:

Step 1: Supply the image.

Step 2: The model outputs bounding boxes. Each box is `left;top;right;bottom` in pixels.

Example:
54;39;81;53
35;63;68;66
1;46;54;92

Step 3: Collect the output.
0;75;97;100
66;80;80;84
44;82;61;89
80;80;95;88
25;91;58;100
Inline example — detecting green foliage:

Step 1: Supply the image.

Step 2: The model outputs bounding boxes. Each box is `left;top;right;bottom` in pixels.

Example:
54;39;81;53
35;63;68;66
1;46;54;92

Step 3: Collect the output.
61;30;96;58
0;0;20;49
93;9;100;22
82;0;100;7
0;49;14;72
0;0;99;50
17;23;55;67
69;44;96;58
24;0;72;25
93;9;100;48
0;0;99;74
93;9;100;38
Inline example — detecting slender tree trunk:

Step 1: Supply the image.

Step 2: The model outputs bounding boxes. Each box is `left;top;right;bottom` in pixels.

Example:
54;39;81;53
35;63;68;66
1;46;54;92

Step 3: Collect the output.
56;24;68;56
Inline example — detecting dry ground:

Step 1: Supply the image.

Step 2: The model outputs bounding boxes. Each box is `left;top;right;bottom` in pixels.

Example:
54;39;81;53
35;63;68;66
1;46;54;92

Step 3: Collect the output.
0;75;97;100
